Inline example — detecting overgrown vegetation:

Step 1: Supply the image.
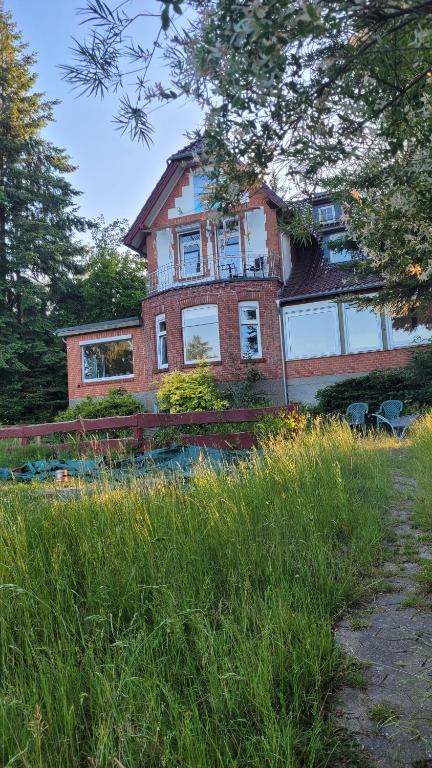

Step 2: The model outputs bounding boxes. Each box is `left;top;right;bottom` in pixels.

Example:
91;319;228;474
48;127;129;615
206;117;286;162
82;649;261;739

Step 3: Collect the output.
316;344;432;414
157;364;229;413
0;424;390;766
55;388;144;421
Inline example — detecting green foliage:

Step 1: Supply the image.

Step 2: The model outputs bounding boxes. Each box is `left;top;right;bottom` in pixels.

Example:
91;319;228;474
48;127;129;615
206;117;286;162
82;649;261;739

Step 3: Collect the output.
316;369;412;415
254;409;308;442
0;424;391;765
55;388;143;421
157;364;229;413
316;343;432;414
80;217;147;323
221;366;270;408
0;10;88;424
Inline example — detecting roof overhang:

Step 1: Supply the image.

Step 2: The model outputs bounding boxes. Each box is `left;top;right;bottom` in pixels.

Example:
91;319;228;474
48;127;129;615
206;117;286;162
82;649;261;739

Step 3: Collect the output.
55;316;142;338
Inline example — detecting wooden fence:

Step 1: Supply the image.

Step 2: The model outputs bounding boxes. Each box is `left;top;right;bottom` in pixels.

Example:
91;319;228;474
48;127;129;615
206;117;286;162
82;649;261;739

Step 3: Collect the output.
0;405;298;452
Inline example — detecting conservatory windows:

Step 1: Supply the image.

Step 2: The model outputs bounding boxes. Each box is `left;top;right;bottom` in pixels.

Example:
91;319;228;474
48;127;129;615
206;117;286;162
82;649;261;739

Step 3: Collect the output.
80;336;133;382
284;302;341;360
239;302;262;359
182;304;221;364
156;314;168;369
343;304;383;353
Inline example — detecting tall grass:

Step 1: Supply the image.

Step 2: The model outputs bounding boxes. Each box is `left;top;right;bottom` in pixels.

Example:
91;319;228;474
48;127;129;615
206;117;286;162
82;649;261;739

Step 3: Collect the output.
0;424;390;767
409;413;432;591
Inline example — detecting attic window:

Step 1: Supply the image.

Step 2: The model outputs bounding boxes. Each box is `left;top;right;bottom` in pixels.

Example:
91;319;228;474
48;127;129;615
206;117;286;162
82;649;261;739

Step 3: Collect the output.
322;233;353;263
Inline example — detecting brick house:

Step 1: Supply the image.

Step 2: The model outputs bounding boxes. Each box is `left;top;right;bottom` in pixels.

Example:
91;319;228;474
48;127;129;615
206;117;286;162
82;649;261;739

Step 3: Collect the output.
57;141;432;408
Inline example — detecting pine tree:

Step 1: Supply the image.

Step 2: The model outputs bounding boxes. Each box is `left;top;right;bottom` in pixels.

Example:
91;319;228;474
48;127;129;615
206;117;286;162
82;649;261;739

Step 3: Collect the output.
0;10;87;423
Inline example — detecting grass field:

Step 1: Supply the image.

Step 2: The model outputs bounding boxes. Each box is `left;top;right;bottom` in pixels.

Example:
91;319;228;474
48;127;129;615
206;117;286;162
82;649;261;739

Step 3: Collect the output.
0;424;391;767
409;413;432;591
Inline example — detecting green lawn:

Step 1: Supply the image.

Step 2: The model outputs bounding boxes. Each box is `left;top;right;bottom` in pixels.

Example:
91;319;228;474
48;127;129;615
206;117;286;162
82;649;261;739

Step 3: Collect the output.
0;424;391;767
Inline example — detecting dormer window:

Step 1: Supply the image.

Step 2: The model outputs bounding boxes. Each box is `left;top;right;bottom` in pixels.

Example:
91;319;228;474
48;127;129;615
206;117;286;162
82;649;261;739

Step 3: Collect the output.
317;204;337;224
322;233;353;263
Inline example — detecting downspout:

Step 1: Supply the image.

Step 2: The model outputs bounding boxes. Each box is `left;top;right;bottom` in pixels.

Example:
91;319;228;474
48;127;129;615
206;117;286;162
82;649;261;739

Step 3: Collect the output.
276;298;288;404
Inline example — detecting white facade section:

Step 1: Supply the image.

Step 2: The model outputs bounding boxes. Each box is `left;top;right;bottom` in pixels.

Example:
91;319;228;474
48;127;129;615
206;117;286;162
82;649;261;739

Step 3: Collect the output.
167;171;195;219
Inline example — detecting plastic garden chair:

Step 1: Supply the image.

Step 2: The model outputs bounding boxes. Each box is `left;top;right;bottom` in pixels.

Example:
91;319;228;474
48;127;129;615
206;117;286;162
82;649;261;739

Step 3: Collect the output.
345;402;369;435
375;400;403;428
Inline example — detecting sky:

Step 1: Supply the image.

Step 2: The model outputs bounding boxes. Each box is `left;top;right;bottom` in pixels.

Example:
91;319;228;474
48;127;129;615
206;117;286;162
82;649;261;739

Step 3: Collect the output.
6;0;202;229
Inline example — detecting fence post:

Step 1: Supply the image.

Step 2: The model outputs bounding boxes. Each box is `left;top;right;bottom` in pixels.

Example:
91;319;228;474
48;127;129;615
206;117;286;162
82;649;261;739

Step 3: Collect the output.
132;412;143;447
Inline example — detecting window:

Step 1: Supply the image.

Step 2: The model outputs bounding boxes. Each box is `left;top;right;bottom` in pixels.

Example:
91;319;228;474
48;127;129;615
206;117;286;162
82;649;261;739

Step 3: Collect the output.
182;305;221;364
179;230;202;278
284;301;340;360
317;204;337;224
343;304;383;353
156;314;168;369
388;319;432;348
239;302;262;359
80;336;133;382
218;218;242;277
322;232;353;263
193;174;209;212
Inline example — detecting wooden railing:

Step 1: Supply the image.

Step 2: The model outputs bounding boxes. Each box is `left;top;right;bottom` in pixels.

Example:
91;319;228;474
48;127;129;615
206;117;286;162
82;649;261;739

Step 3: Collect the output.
0;406;297;452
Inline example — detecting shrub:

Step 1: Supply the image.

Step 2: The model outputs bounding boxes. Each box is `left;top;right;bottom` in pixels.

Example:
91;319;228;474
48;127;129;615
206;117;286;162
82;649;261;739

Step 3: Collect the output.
157;364;229;413
254;409;308;441
316;369;412;414
221;366;270;408
55;388;144;421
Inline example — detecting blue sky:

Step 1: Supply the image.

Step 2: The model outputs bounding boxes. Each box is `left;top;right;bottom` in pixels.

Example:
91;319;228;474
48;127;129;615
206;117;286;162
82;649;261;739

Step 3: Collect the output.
7;0;202;227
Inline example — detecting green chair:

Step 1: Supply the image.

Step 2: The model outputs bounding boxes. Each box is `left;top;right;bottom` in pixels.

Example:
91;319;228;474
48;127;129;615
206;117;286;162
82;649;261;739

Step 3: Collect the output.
375;400;403;428
345;402;369;434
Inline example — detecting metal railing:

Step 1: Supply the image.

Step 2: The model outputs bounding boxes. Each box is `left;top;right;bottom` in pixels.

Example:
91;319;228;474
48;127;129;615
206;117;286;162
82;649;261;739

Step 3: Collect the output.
146;251;282;296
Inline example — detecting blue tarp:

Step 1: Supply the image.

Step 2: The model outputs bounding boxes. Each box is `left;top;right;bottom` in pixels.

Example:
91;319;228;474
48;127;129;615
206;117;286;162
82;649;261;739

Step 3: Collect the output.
0;445;248;483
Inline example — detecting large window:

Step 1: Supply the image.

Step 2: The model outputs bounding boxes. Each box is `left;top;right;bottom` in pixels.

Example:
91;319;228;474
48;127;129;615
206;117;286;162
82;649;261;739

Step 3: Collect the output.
322;232;354;263
193;174;209;213
182;305;221;364
81;336;133;382
179;230;202;278
388;320;432;348
218;218;242;277
156;314;168;369
239;302;262;359
284;302;340;360
343;304;383;353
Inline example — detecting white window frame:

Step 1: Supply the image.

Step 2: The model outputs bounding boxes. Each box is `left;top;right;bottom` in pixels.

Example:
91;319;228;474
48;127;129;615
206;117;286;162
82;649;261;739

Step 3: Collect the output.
239;301;262;359
178;228;203;278
386;314;432;349
182;304;221;365
155;314;168;370
343;303;383;354
283;301;341;360
317;204;337;224
80;334;134;383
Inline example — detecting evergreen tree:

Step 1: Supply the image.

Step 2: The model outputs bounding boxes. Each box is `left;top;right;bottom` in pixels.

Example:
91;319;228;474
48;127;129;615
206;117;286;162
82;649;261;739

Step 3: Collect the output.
0;10;87;423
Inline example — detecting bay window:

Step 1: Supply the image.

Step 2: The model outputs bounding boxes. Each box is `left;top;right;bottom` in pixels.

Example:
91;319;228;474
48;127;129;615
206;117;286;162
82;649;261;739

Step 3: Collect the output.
156;314;168;369
81;336;133;382
284;301;340;359
239;302;262;359
179;230;202;278
182;305;221;364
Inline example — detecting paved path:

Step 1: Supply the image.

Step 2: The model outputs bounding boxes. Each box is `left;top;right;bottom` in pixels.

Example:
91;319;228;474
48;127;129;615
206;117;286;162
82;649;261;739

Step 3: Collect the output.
335;449;432;767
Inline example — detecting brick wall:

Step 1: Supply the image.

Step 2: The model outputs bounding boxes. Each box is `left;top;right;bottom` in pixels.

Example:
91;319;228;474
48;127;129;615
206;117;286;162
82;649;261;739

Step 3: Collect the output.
66;326;146;402
285;346;413;379
142;279;283;391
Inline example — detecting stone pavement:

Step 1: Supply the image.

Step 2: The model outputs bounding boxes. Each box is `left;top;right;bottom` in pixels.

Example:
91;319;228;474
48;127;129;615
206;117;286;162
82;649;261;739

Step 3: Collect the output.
334;450;432;767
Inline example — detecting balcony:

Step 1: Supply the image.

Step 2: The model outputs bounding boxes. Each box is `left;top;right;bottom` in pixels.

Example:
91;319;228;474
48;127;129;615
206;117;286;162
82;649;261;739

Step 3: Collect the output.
146;251;282;296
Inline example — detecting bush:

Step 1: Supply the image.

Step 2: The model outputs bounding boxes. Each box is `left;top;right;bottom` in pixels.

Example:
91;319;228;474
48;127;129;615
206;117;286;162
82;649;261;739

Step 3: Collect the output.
157;364;229;413
55;388;144;421
254;409;308;441
316;369;411;414
221;366;270;408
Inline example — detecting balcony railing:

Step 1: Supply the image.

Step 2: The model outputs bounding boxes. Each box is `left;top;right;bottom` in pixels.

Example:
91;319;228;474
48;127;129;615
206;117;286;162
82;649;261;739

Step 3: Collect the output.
147;251;282;296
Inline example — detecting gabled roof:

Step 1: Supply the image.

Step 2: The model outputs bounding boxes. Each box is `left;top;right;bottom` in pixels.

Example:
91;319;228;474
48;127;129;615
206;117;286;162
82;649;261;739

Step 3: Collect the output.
280;247;382;303
169;139;203;161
